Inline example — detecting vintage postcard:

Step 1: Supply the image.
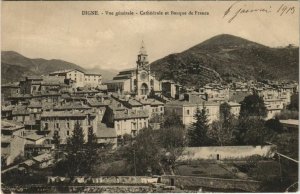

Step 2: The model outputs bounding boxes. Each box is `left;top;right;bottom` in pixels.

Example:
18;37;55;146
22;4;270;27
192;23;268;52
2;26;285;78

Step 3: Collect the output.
1;0;299;193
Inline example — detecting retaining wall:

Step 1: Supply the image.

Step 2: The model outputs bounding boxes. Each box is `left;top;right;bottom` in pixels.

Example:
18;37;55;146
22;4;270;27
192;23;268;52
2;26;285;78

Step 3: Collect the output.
162;175;261;192
178;145;276;161
47;176;158;184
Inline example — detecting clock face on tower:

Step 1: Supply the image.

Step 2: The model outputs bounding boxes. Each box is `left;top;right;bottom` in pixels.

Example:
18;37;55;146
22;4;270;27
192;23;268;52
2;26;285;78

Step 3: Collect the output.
140;72;147;80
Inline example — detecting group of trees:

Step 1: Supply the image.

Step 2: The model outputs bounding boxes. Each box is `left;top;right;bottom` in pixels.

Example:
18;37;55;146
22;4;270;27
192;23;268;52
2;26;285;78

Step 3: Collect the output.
187;93;285;146
123;110;186;175
52;123;100;178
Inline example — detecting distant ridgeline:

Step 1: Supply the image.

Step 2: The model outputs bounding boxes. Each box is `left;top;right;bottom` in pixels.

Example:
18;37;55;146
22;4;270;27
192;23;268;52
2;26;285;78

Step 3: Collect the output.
150;34;299;87
1;51;117;83
1;34;298;86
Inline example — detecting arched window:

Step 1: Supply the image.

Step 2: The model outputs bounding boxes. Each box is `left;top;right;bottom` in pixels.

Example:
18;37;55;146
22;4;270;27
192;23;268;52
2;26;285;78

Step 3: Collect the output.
150;79;154;86
141;83;148;95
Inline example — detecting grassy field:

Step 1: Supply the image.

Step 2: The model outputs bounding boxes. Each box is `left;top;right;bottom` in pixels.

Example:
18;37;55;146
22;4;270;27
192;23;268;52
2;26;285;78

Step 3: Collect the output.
174;162;236;179
91;160;131;176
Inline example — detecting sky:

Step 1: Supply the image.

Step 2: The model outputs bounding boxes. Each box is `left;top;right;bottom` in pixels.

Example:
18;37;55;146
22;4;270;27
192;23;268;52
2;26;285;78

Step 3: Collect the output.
2;1;299;70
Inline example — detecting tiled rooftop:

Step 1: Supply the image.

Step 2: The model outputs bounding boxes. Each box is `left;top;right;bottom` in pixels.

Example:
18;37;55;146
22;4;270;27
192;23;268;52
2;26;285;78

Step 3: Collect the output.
41;110;90;118
24;133;46;141
1;119;24;131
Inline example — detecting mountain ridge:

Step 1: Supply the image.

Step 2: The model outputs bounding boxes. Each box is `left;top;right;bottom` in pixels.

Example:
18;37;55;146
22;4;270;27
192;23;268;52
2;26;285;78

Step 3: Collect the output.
1;51;117;83
2;34;298;85
150;34;299;86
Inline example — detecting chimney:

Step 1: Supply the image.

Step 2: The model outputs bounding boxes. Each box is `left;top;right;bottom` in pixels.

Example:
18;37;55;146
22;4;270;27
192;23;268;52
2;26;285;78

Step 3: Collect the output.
204;93;208;101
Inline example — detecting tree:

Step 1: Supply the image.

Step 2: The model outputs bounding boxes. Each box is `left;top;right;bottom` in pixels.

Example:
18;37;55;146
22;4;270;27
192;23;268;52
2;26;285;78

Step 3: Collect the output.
86;126;98;174
287;93;298;111
52;130;60;149
208;102;238;146
65;122;87;178
265;117;283;133
188;106;211;146
160;126;186;149
159;125;186;174
163;110;184;128
240;94;267;118
235;116;272;145
124;128;162;175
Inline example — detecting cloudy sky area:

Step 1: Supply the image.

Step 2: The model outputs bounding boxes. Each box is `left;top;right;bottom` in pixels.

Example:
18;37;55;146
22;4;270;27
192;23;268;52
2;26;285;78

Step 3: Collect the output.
2;1;299;70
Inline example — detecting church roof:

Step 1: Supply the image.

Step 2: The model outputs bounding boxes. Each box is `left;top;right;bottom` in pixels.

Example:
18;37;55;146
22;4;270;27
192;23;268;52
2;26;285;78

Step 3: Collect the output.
104;79;129;84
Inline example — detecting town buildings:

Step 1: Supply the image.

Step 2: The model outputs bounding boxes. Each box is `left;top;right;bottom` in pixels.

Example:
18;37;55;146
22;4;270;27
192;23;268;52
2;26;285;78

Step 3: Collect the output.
1;41;299;173
1;120;26;165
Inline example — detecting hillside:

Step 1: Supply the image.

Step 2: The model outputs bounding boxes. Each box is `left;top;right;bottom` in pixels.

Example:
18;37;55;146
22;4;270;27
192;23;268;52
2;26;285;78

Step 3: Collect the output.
1;51;117;83
150;34;299;87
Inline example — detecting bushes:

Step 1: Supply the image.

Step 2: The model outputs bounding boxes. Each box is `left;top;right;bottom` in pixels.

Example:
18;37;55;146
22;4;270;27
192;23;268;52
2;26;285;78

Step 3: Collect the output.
275;110;299;120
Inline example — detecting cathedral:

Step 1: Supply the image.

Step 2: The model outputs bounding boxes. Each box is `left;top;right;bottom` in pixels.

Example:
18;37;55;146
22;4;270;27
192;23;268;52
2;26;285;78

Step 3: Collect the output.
105;42;162;96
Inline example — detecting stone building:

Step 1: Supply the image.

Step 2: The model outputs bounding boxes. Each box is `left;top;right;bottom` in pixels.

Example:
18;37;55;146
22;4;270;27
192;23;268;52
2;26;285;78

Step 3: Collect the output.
40;110;98;143
104;42;162;96
1;120;26;165
165;93;241;127
49;69;102;88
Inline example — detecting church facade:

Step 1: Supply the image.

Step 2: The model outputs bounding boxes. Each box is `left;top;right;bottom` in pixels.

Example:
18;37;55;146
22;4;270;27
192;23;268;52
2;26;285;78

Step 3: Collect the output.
104;42;162;96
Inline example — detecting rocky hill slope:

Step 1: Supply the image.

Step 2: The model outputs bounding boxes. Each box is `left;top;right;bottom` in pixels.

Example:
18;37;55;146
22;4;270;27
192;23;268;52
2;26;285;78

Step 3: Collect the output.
150;34;299;86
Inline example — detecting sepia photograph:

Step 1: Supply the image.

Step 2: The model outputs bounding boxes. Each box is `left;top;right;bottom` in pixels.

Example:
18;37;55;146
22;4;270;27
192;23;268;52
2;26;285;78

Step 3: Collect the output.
1;0;299;193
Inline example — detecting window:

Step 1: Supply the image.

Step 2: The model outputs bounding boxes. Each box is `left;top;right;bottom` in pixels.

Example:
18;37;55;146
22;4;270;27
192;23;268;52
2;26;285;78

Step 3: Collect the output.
150;79;154;86
144;122;146;127
161;107;163;111
45;123;48;130
67;131;70;136
117;124;120;130
67;123;70;128
187;109;190;115
56;123;59;128
139;122;142;128
131;122;136;130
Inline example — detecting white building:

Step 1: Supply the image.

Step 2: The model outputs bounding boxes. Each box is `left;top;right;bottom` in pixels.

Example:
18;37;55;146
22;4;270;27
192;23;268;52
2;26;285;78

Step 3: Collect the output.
165;93;241;127
49;69;102;88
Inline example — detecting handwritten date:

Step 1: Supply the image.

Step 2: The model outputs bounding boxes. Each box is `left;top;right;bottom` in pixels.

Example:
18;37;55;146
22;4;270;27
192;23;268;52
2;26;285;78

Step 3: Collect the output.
224;1;296;23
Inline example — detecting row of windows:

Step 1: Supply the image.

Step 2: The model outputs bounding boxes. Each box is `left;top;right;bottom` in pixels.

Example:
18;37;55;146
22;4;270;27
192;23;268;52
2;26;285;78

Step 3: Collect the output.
44;122;71;129
152;107;164;112
116;122;147;130
85;78;98;81
186;108;212;115
55;130;71;136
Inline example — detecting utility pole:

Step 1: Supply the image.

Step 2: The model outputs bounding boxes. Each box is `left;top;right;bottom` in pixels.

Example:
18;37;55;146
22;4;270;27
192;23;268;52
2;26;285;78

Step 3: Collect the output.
278;154;283;182
133;148;137;176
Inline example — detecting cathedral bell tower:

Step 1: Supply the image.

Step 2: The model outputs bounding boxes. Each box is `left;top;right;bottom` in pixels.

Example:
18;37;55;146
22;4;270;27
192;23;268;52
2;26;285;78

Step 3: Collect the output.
136;41;150;97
